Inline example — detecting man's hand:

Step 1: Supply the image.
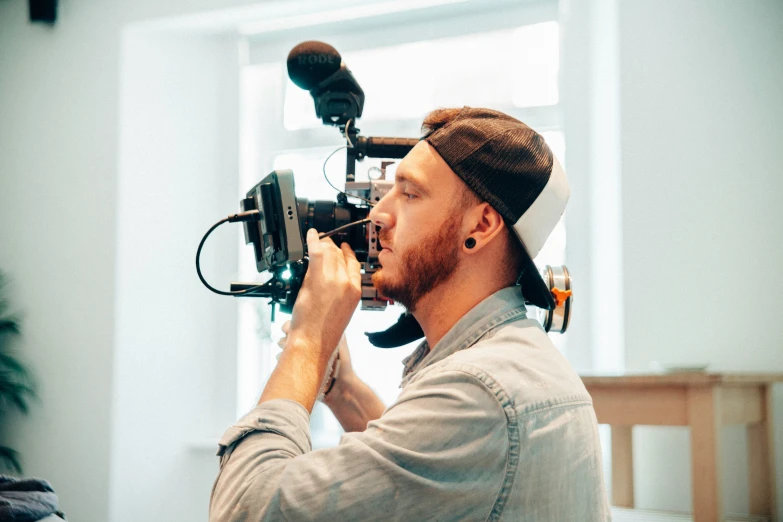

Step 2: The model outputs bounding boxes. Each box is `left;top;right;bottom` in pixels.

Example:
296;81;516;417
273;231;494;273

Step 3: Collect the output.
258;229;361;412
286;229;362;361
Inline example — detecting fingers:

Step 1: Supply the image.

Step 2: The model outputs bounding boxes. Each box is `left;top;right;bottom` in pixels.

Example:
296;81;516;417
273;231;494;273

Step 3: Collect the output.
306;228;360;296
306;228;321;253
306;228;338;260
307;228;342;273
276;320;292;349
340;242;358;265
341;242;362;290
307;228;341;249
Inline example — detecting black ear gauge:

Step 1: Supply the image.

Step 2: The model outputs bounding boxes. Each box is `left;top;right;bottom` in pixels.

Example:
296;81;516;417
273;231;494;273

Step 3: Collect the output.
464;237;476;249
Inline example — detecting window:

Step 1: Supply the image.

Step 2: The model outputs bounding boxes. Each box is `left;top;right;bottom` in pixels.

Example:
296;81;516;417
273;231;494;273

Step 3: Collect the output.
283;21;560;131
238;2;565;447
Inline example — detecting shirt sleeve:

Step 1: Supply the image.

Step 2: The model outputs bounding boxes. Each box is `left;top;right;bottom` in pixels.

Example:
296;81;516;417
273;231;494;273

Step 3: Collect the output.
209;367;510;522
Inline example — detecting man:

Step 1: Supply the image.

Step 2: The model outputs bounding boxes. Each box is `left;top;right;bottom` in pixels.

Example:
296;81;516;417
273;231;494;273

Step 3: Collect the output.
209;108;610;521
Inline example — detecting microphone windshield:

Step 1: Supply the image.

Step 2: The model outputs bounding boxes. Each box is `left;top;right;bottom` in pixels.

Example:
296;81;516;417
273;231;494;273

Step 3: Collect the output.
287;41;342;90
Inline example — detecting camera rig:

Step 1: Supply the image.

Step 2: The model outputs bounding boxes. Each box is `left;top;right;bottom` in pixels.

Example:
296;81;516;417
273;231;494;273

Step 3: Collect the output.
232;135;416;318
195;41;572;336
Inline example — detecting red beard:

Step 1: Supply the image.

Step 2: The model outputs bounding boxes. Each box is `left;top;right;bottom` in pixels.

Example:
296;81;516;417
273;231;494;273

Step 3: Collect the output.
372;212;463;312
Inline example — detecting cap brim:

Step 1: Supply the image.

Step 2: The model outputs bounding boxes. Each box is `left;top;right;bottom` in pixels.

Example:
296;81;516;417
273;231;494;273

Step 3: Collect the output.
518;246;555;310
365;312;424;348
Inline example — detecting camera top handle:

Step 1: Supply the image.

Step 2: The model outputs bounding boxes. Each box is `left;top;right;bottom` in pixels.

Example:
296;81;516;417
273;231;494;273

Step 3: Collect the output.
345;133;419;181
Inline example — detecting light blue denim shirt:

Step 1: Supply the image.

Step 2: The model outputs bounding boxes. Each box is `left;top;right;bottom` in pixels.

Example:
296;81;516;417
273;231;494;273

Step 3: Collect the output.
210;286;610;521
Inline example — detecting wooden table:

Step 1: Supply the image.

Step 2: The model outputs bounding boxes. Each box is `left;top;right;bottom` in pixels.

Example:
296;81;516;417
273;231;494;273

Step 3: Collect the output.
580;373;782;522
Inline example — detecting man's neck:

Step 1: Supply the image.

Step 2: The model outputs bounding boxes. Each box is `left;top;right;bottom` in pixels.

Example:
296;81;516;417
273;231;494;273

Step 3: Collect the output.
411;266;511;350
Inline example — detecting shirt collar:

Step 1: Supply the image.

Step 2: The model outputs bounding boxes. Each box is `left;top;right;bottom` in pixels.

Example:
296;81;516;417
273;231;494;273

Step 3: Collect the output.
400;286;529;386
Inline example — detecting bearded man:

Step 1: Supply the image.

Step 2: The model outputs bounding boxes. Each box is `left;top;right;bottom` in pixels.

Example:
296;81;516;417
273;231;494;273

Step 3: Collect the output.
209;108;610;521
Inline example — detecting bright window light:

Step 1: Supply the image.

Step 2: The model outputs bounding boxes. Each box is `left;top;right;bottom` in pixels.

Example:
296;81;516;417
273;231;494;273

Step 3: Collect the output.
512;22;559;108
272;149;347;200
284;21;560;130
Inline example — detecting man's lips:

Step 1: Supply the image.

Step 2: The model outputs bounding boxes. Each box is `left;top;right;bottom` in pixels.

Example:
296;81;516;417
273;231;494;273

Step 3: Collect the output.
377;235;392;253
378;248;392;262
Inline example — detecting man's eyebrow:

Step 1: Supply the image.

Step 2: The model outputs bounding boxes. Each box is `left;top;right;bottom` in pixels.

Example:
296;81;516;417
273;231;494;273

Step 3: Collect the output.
395;170;430;196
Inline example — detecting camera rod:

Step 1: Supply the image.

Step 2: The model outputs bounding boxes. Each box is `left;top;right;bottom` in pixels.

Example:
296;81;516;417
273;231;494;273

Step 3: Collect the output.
345;134;419;181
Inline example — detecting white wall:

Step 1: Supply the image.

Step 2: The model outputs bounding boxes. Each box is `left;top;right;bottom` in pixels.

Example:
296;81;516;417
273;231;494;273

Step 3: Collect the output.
109;30;241;521
618;0;783;514
561;0;624;373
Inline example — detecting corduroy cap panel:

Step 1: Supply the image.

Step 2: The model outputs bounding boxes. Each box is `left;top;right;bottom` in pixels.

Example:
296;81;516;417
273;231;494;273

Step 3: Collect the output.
424;108;516;163
448;129;552;222
423;107;553;222
424;108;527;161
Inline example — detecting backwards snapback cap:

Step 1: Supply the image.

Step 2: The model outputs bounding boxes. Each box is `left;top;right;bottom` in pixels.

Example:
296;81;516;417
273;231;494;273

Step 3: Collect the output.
423;107;569;311
366;107;569;348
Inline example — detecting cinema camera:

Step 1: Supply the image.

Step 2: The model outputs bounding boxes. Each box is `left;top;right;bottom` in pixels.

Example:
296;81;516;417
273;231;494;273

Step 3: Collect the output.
195;41;572;338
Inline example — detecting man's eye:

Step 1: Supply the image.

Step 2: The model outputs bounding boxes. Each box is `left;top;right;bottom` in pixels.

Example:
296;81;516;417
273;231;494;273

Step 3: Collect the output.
404;193;417;200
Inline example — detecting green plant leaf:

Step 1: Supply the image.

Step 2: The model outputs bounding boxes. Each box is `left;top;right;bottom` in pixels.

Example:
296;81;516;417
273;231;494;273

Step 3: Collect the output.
0;352;30;377
0;379;35;414
0;273;8;317
0;271;34;475
0;446;23;474
0;318;21;336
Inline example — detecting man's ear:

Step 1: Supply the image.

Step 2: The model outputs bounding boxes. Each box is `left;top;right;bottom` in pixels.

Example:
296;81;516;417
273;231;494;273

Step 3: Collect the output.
462;203;506;253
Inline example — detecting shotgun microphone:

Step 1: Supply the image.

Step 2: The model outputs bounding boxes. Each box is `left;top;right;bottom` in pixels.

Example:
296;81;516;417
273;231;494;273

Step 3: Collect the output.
286;41;365;126
287;41;342;91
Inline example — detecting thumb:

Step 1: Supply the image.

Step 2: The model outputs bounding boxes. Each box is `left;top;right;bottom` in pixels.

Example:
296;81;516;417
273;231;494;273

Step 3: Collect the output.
306;228;320;252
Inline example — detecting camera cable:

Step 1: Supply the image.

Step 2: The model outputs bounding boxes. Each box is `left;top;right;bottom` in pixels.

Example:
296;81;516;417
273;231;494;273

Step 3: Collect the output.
196;211;269;296
323;146;377;207
196;211;372;297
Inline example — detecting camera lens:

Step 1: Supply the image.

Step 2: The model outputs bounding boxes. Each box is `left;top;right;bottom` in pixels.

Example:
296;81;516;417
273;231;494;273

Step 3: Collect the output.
296;198;370;261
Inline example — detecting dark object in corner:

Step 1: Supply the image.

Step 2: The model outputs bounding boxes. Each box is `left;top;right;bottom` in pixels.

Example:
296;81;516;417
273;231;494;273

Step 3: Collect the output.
28;0;57;24
0;475;64;521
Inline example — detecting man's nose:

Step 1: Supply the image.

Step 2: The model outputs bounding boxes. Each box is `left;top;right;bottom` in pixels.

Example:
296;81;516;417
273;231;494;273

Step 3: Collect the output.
369;193;393;229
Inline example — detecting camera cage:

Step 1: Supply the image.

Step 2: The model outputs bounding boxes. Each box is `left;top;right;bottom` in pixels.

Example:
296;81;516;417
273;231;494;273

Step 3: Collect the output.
231;123;410;320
